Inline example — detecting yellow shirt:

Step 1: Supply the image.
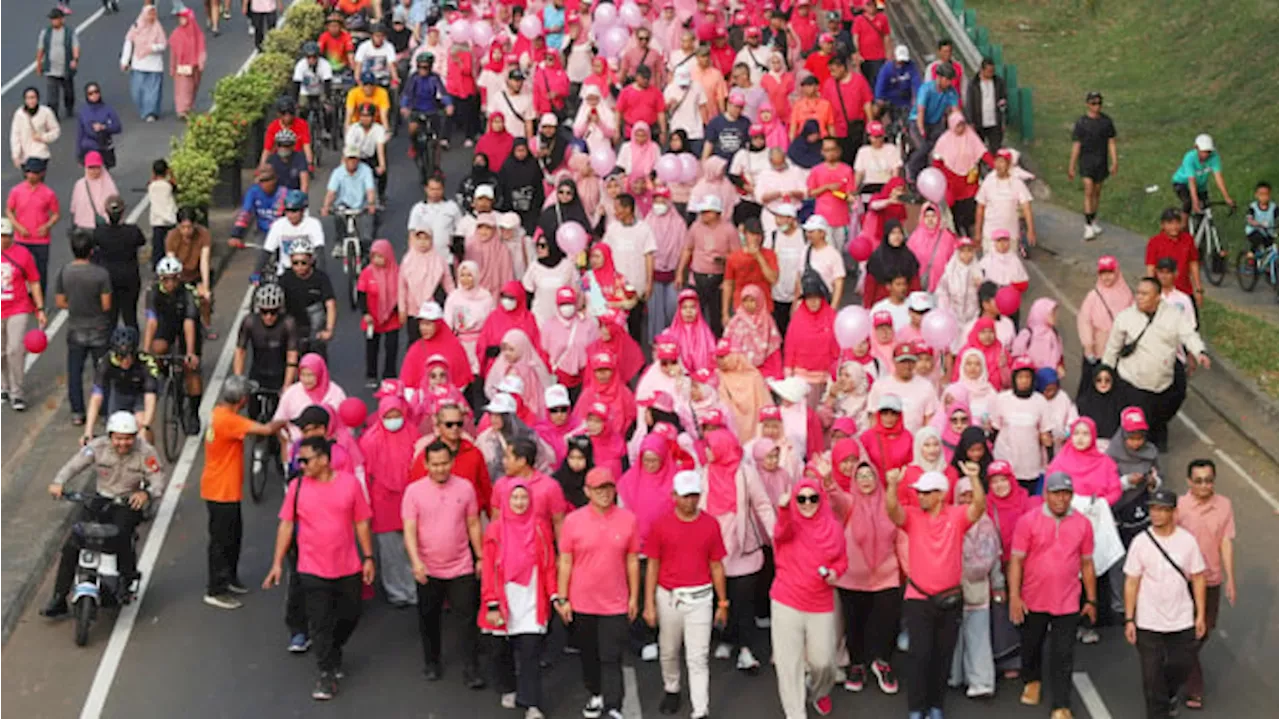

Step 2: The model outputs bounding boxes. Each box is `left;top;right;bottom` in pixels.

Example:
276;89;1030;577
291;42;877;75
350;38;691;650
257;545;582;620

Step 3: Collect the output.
344;86;390;124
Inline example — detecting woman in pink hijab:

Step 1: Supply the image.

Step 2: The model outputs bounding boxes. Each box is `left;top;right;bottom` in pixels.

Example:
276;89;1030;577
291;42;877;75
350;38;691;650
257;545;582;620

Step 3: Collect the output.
168;8;206;119
666;289;717;373
586;309;645;384
749;438;794;506
689;155;739;220
398;228;455;339
906;203;957;292
541;286;599;391
568;400;628;478
444;261;497;376
274;354;347;444
477;280;545;376
1045;417;1121;504
929;111;993;236
357;239;403;386
722;285;784;379
572;350;638;438
759;55;794;134
755;102;789;151
122;5;167;121
616;120;659;213
465;213;515;298
618;433;677;548
401;309;477;392
717;343;773;443
69;154;120;231
572;84;618;158
1010;297;1065;375
484;328;554;417
358;395;423;606
1075;254;1132;392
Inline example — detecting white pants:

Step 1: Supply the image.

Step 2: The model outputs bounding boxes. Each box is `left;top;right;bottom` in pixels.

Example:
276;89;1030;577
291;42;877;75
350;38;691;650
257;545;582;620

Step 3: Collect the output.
771;599;838;719
657;585;713;717
1;314;28;400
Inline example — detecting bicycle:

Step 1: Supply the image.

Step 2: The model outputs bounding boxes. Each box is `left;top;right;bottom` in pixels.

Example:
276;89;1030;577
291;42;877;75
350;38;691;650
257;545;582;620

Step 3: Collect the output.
155;352;188;463
301;97;326;167
246;385;284;503
326;77;352;151
1234;241;1279;293
332;207;367;310
411;110;444;186
1189;201;1235;287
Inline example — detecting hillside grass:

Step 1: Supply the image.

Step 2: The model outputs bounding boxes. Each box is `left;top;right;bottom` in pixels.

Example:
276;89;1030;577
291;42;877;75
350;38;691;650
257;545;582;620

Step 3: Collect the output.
1199;297;1279;398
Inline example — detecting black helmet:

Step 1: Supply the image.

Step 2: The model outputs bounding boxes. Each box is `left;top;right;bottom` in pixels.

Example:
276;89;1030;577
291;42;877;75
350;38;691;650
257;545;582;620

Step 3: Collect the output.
111;326;140;355
417;52;434;67
276;95;297;114
302;40;320;56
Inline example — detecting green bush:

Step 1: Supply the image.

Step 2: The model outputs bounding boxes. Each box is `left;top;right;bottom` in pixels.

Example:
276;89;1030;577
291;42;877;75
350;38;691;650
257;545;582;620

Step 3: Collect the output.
183;112;250;167
283;0;325;39
262;23;306;57
211;70;277;125
169;144;220;209
252;51;296;94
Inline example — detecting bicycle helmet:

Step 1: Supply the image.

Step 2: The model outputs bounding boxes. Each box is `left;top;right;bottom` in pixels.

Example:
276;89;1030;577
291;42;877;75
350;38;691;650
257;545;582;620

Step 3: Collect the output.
287;238;315;256
276;96;297;114
360;70;377;85
111;326;140;355
302;40;320;56
370;22;387;34
106;411;140;435
417;52;434;67
274;128;298;146
155;256;183;277
284;189;309;211
254;283;285;311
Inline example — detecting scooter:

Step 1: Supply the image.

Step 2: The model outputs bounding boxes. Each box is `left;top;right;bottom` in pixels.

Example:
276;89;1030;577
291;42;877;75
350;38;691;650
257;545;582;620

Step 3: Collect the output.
61;492;142;647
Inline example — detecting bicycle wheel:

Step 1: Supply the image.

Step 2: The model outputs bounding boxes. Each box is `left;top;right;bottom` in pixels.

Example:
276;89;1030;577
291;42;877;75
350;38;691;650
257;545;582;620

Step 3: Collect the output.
161;377;183;462
345;249;360;310
310;114;324;167
1205;226;1226;286
1235;249;1259;292
248;434;269;502
1268;254;1279;290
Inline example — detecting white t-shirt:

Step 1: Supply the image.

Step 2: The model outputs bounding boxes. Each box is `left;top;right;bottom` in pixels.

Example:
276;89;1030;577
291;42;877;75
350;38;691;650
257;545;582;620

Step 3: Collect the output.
487;91;534;138
853;143;903;186
407;200;462;264
808;243;846;298
664;82;708;140
734;45;771;85
262;215;327;275
979;78;997;128
765;227;806;304
343;122;387;159
729;148;771;190
293;57;335;97
354;40;398;79
523;258;577;325
870;297;911;333
603;220;658;297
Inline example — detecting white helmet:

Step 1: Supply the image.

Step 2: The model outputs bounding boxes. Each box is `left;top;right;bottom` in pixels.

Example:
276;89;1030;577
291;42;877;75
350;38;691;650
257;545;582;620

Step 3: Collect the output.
106;411;140;435
155;256;183;276
286;238;314;257
1194;133;1215;152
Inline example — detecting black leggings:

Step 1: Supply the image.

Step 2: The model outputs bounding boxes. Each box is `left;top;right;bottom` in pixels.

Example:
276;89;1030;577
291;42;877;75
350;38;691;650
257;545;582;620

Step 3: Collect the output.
719;572;759;654
365;329;400;380
839;586;902;667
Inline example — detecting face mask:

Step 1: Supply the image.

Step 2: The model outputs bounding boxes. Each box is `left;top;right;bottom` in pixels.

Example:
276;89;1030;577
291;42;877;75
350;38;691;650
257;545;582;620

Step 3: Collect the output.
652;202;670;216
558;304;576;318
382;417;405;432
501;297;518;311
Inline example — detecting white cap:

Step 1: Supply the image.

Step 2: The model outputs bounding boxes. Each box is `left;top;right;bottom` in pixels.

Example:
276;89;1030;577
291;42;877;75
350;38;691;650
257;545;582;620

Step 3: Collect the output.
485;393;518;414
0;218;11;235
540;112;559;127
343;144;361;159
474;184;496;200
544;384;571;409
1194;133;1215;152
673;470;703;496
877;394;904;412
417;301;444;320
907;291;934;312
498;375;525;396
894;44;910;62
697;195;723;213
802;215;830;232
912;470;949;493
106;411;140;435
497;212;521;230
768;376;810;404
772;202;798;218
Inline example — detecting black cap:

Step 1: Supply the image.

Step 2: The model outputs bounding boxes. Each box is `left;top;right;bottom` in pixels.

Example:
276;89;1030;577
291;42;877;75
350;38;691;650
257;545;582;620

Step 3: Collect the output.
1148;488;1178;508
49;7;66;18
935;64;956;80
22;157;48;173
1086;91;1103;103
635;64;652;78
293;405;332;428
1155;256;1178;272
508;69;526;81
801;75;819;86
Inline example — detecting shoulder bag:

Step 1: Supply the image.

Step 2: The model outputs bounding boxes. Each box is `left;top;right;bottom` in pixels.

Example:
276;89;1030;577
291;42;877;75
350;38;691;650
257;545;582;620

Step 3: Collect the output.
1142;527;1195;603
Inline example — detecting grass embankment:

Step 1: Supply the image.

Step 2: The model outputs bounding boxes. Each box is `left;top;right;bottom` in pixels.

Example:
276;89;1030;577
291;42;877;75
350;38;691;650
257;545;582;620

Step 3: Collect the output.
1199;297;1278;398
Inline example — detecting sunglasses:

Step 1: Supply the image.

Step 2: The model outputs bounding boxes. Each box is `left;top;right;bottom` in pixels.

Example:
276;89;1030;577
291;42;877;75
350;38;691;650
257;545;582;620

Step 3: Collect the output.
951;414;970;423
297;455;317;465
291;259;311;266
440;420;464;429
795;494;820;505
260;309;279;316
550;407;570;414
1189;477;1215;485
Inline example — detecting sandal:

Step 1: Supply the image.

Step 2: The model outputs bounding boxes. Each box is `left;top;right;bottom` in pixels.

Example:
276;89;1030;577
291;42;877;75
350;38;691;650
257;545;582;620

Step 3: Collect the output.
1184;696;1203;710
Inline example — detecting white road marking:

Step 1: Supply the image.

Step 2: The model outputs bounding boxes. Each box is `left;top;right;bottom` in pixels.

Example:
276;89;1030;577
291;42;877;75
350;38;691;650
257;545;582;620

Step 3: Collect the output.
78;285;253;719
1213;447;1279;511
1175;411;1215;445
1;7;109;96
24;310;66;371
622;665;642;719
1072;672;1114;719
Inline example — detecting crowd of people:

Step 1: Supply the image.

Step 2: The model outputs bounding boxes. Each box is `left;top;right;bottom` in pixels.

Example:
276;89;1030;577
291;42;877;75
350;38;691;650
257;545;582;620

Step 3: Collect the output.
1;1;1251;719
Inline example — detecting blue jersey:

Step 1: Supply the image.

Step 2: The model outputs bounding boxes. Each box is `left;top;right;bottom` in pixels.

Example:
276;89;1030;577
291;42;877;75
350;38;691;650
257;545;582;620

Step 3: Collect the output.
908;80;958;126
400;72;451;114
875;60;921;110
232;184;287;239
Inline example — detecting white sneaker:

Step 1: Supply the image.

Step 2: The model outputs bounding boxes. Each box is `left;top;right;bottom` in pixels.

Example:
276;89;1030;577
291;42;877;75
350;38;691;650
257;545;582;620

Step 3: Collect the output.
501;692;517;709
203;594;243;610
1083;223;1097;241
525;708;545;719
713;643;733;660
966;685;995;698
1091;221;1104;237
736;647;760;671
464;138;475;148
640;643;658;661
582;694;603;718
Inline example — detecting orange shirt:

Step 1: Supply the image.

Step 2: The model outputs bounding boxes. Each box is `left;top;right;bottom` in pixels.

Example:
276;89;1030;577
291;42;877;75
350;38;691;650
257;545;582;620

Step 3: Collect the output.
789;96;835;137
724;248;778;311
200;405;257;503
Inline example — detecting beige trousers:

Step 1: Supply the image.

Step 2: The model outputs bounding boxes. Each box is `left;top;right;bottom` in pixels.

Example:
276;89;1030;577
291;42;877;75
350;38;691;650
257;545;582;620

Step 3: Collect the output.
1;314;29;400
771;599;838;719
656;585;713;717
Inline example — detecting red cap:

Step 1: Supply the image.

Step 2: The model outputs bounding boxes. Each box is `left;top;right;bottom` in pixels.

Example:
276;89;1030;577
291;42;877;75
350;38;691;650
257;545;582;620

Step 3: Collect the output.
759;405;782;422
482;8;495;17
592;351;617;369
715;338;733;357
728;91;747;106
987;459;1014;478
587;401;610;418
991;228;1013;241
692;367;716;385
662;0;675;7
652;422;678;440
504;52;520;65
555;286;577;304
957;236;977;248
1097;255;1119;273
911;339;931;356
585;467;616;488
1011;356;1036;372
995;148;1015;161
893;342;918;362
732;11;748;24
699;409;726;427
867;121;885;137
872;310;894;327
1120;406;1149;432
744;26;760;38
458;0;472;9
639;391;676;413
653;186;672;199
656;343;679;361
831;416;857;436
819;32;834;43
714;27;728;39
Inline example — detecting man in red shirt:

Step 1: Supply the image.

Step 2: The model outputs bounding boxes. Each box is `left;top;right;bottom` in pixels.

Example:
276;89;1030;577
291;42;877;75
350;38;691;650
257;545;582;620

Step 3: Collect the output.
1144;207;1203;302
5;158;59;295
261;97;315;168
821;54;874;163
318;13;355;72
721;217;779;325
411;403;492;508
851;2;891;86
1;218;47;410
615;65;667;140
803;33;836;86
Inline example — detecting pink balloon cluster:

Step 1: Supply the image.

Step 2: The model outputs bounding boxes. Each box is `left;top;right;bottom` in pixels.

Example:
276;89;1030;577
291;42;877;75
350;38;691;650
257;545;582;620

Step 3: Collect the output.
519;15;543;40
655;154;682;184
833;306;871;349
678;154;699;183
449;19;472;44
594;2;619;27
471;22;494;47
589;145;617;176
597;25;630;58
619;2;645;27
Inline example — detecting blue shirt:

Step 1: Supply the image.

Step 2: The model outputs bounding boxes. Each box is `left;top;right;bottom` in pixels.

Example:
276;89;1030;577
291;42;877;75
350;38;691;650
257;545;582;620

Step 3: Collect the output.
543;6;566;49
1171;149;1222;188
400;72;451;113
233;184;287;237
875;60;921;110
327;162;375;209
909;80;958;125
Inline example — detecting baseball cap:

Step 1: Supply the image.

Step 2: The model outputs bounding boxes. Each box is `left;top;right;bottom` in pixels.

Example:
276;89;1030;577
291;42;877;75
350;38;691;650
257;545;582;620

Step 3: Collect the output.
744;27;760;39
1010;356;1036;373
655;342;679;361
759;405;781;422
991;228;1012;241
509;69;527;81
673;470;703;496
867;121;885;137
907;292;934;312
592;351;618;369
893;343;917;362
872;310;893;328
342;144;361;159
987;459;1014;478
474;184;496;200
653;186;673;199
485;393;518;414
1086;90;1103;103
555;286;577;305
545;384;572;409
1097;255;1119;273
293;405;332;428
912;471;948;493
749;124;765;137
49;7;66;18
1194;133;1214;152
22;158;47;173
1044;472;1074;493
727;91;747;107
1148;488;1178;507
417;301;444;320
540;112;559;127
819;32;834;44
831;416;857;436
877;394;903;413
586;401;610;419
772;202;798;218
497;375;526;397
957;236;977;248
699;409;726;427
0;218;11;235
692;367;716;386
475;212;497;227
995;148;1015;161
84;151;105;168
697;195;724;213
1120;406;1149;432
802;215;830;232
1155;256;1178;272
715;338;733;357
585;467;616;488
497;212;521;230
639;391;675;413
894;44;910;62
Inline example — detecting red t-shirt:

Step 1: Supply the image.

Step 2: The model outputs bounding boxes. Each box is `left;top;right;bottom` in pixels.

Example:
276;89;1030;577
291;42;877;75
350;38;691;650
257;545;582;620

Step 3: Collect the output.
807;162;857;227
820;74;873;137
643;511;726;589
561;505;640;615
615;84;665;137
5;182;59;245
264;116;313;155
318;31;355;69
901;504;973;599
851;13;890;61
723;248;778;311
804;52;833;86
1;242;39;318
1144;231;1200;295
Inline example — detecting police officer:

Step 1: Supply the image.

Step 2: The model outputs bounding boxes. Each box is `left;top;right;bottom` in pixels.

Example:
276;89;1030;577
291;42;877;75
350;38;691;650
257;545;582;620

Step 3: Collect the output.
83;327;160;446
42;411;167;618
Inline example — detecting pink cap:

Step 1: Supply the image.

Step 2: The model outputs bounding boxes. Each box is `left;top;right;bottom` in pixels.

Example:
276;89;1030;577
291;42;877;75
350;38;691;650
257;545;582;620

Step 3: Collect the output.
744;26;760;38
692;367;716;385
819;32;834;43
587;401;610;418
655;343;679;361
566;10;580;21
640;391;675;413
714;26;728;39
727;91;747;106
585;467;616;488
83;151;104;168
995;148;1015;160
831;416;857;436
715;338;733;357
872;310;893;327
992;228;1013;241
1120;406;1149;432
699;409;726;427
749;123;765;136
1010;356;1036;372
653;186;672;199
957;236;977;248
1097;255;1119;273
732;11;748;24
911;339;931;356
504;52;520;65
592;351;617;369
987;459;1014;478
867;121;885;137
893;342;918;362
555;286;577;304
652;422;678;440
759;405;782;422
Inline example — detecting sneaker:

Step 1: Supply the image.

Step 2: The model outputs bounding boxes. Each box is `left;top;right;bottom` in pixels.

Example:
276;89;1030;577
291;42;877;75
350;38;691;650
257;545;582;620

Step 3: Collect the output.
332;244;345;259
966;685;994;698
501;692;517;709
11;398;26;412
1083;224;1097;241
183;406;201;436
844;664;866;692
871;660;898;694
423;663;442;681
754;616;771;629
203;593;243;610
1078;626;1100;644
40;598;69;619
713;643;732;660
439;139;451;150
464;138;475;148
928;708;944;719
562;643;582;655
365;377;380;389
227;582;249;595
311;673;337;700
813;695;833;716
640;643;658;661
525;708;544;719
736;647;760;672
288;633;312;653
1091;221;1104;237
582;694;604;718
72;412;86;426
658;691;680;714
146;115;157;123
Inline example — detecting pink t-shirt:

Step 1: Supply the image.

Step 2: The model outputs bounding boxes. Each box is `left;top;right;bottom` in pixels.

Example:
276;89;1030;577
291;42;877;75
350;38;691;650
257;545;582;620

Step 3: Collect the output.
1011;507;1094;615
615;85;665;136
807;163;856;228
1;243;39;318
1176;493;1235;586
975;173;1033;247
1123;527;1205;632
902;504;973;599
990;391;1052;480
866;374;939;433
401;475;479;579
492;472;570;531
279;471;373;579
6;182;59;245
561;504;640;615
807;243;846;297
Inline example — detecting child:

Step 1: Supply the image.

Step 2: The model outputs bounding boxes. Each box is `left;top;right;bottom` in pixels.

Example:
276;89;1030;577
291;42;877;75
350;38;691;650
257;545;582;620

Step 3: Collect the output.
934;236;983;326
1246;180;1277;257
1010;298;1065;379
977;229;1029;325
147;159;177;266
955;281;1016;356
1034;368;1077;460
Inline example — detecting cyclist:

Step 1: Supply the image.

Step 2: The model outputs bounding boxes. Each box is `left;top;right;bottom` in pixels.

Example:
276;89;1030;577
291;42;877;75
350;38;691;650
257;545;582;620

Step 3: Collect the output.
345;70;391;127
905;62;958;180
1172;133;1236;219
163;207;215;340
261;96;315;169
144;257;203;436
276;239;337;359
230;165;287;250
1245;181;1276;259
293;40;334;121
873;44;921;130
234;283;300;418
354;23;399;89
318;12;356;74
343;103;389;202
264;129;311;192
42;411;166;619
387;8;414;83
83;327;160;446
401;52;452;156
261;190;328;277
321;146;377;258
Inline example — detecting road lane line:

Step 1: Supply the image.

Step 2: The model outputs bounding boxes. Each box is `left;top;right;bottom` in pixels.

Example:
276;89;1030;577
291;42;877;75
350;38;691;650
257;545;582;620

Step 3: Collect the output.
622;665;642;719
1072;672;1114;719
1;6;109;96
1213;447;1280;511
1175;411;1215;445
78;285;253;719
24;310;66;371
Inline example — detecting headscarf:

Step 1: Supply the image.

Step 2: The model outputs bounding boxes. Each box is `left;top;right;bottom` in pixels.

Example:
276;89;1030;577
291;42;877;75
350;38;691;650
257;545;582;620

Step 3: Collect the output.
845;461;898;571
485;328;553;416
866;219;919;284
906;203;957;291
932;111;988;175
360;239;400;325
478;280;544;371
954;478;1002;583
498;483;539;585
400;232;452;305
621;121;660;179
978;236;1028;286
589;242;622;295
756;103;788;150
465;217;516;297
949;425;992;479
587;310;645;384
299;354;333;404
777;475;846;576
1090;268;1135;319
72;166;120;228
475;113;516;171
358;396;423;532
498;138;547;227
667;289;717;372
126;6;167;63
542;298;597;378
985;468;1040;562
717;351;772;443
911;426;948;473
723;285;783;369
1075;364;1123;439
939;400;971;461
859;177;910;244
573;350;638;437
1012;298;1062;370
751;439;793;505
404;318;476;389
952;319;1008;391
1106;425;1159;478
830;438;861;492
1046;418;1121;503
169;8;206;70
537;178;593;251
618;433;677;543
553;435;593;508
787;119;823;169
704;428;744;516
689;156;739;219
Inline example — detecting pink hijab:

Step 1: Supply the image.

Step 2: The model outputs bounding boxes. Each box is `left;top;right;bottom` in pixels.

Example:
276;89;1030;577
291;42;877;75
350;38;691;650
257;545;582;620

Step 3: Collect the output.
169;8;206;70
622;121;660;178
775;475;846;577
586;310;645;384
126;6;167;63
667;289;717;372
845;462;897;571
723;285;783;372
359;239;400;325
400;236;453;309
931;111;988;175
541;299;598;378
358;395;423;533
906;203;957;292
618;433;677;544
689;155;739;219
704;428;744;517
756;103;789;150
484;328;552;417
498;484;539;585
1011;297;1062;370
1045;418;1121;504
750;439;794;505
465;218;515;297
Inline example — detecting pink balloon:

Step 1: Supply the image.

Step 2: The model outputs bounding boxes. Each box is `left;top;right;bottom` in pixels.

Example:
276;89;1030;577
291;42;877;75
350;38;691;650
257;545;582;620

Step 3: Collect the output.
655;154;682;184
471;21;495;47
449;19;472;44
916;167;947;205
594;2;618;27
678;153;699;183
599;25;630;58
619;2;645;28
23;328;47;354
338;397;369;428
920;308;959;351
556;222;589;256
848;233;874;262
519;15;543;40
995;286;1023;316
589;145;617;176
834;306;871;349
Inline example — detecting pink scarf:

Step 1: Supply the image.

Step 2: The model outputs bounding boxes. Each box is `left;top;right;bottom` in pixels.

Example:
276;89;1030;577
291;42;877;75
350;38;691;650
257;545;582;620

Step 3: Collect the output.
358;396;423;533
931;112;987;175
541;311;597;377
750;439;794;504
756;103;789;150
400;240;453;312
300;354;333;404
1011;297;1063;370
667;290;718;372
705;428;744;516
723;285;783;370
168;9;206;69
618;433;676;544
573;351;638;437
1045;418;1121;504
689;156;739;219
906;203;957;292
498;485;539;584
72;169;119;229
126;7;167;63
361;240;399;324
846;462;897;570
586;311;645;384
484;328;552;416
466;226;515;298
776;476;846;576
622;122;660;178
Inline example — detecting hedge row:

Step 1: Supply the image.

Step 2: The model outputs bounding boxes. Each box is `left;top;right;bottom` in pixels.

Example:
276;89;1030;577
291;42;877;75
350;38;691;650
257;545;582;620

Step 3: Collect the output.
169;1;325;209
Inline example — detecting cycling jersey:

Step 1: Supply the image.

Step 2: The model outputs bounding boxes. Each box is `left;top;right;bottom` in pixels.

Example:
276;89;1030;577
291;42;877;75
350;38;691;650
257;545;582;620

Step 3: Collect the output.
232;183;287;239
146;283;200;345
1171;149;1222;188
293;57;335;97
92;352;160;398
400;72;450;114
908;80;959;125
345;85;391;123
318;31;355;71
278;268;336;336
236;313;299;386
264;116;313;155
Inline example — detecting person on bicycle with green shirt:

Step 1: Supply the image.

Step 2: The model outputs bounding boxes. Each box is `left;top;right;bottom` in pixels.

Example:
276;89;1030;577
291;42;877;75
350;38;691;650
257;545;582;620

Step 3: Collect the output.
1171;134;1236;218
83;327;160;447
144;257;203;435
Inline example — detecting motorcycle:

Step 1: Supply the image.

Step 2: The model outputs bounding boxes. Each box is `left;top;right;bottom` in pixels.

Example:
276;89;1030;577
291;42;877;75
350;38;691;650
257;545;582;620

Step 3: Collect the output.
61;492;144;647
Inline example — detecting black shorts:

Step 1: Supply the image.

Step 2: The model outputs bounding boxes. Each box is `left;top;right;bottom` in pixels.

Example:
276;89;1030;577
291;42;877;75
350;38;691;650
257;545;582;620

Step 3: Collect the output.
153;321;203;356
1173;183;1209;215
1080;157;1109;183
